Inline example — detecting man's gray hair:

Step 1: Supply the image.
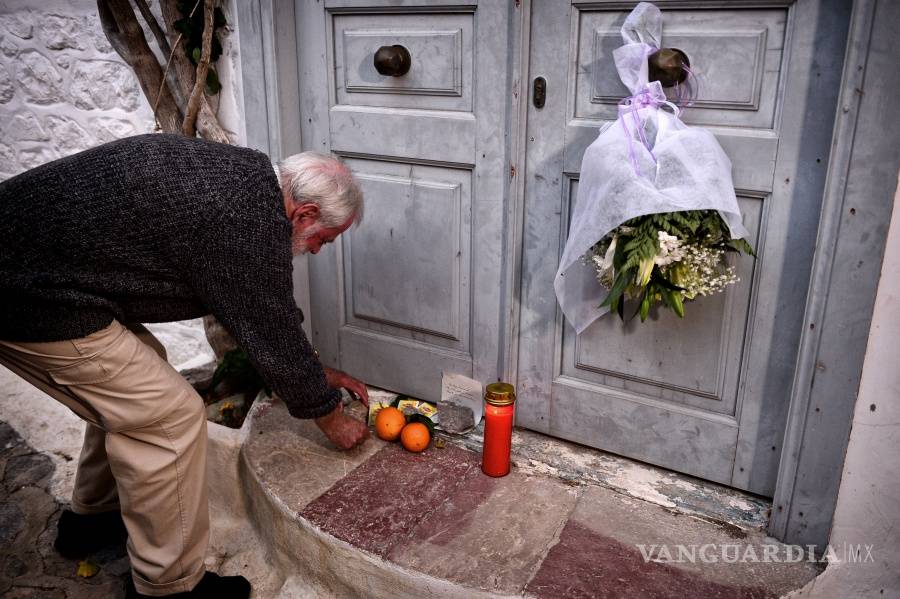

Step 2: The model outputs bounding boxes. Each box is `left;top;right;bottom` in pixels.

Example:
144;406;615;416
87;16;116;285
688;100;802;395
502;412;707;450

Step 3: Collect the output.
278;152;363;227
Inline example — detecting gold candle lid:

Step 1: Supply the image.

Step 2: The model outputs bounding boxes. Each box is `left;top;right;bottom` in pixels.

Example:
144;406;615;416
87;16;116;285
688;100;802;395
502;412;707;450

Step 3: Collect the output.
485;382;516;406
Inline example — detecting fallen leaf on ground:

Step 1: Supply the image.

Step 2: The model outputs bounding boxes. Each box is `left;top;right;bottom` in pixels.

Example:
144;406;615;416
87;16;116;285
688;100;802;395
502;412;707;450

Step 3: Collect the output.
76;559;100;578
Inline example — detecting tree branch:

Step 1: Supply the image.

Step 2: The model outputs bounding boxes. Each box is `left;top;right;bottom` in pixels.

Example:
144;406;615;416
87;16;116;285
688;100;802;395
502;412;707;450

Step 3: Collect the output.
132;0;187;111
97;0;183;133
134;0;171;55
160;0;231;143
182;0;214;137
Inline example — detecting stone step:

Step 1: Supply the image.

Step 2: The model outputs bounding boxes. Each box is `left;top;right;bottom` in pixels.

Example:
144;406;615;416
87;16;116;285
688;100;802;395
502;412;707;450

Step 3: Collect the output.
238;396;822;598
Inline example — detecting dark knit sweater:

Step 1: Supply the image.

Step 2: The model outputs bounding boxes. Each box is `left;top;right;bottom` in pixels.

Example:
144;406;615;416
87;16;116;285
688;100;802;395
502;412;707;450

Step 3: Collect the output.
0;134;340;419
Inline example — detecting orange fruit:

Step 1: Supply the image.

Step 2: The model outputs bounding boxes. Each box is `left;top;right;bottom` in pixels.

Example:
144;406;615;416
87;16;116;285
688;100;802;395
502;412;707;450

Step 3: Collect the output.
400;422;430;453
375;406;406;441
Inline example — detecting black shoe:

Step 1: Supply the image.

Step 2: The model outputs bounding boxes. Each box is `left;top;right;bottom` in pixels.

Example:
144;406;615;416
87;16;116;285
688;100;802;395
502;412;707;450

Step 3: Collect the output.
124;572;251;599
54;509;128;558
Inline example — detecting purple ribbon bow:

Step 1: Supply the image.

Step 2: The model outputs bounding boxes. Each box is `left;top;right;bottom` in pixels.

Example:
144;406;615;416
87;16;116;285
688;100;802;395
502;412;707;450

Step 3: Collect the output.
617;78;669;178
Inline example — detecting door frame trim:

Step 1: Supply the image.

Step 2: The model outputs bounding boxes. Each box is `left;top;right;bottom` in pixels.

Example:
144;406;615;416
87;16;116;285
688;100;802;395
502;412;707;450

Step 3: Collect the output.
234;0;312;339
500;0;532;384
770;0;898;549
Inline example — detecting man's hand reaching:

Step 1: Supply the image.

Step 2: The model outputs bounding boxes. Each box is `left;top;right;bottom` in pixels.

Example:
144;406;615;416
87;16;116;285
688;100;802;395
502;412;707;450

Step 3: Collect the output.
314;403;369;450
323;367;369;407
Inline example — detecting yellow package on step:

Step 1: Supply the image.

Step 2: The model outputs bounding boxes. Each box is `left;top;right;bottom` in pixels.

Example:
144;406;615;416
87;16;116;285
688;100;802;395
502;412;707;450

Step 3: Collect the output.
397;399;438;422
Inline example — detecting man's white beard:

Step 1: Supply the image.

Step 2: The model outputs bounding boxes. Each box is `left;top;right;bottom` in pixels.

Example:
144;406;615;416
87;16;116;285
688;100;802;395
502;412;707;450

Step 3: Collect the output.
291;226;318;255
291;237;309;255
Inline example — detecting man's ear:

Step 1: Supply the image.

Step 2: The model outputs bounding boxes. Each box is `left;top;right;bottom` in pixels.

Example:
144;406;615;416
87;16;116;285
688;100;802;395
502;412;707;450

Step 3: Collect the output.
294;202;320;224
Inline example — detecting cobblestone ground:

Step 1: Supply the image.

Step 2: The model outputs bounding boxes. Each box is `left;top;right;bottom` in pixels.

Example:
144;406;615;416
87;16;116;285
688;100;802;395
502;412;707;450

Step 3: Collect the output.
0;421;129;598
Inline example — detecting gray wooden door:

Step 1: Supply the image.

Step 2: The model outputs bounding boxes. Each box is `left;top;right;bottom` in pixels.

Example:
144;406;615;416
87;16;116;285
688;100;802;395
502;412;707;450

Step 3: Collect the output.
300;1;510;401
517;0;845;495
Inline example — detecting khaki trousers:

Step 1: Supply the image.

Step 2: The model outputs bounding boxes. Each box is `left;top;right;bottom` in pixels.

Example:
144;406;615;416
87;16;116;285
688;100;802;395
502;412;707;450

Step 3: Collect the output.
0;320;209;596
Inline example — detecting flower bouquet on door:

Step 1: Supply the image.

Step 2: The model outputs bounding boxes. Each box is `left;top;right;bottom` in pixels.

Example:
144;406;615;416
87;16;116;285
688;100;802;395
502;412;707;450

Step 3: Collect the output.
554;2;755;333
587;210;755;323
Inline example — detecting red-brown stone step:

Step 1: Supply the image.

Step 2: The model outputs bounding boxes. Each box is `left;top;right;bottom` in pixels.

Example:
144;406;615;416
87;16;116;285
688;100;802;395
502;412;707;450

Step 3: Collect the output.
388;468;578;594
299;442;479;557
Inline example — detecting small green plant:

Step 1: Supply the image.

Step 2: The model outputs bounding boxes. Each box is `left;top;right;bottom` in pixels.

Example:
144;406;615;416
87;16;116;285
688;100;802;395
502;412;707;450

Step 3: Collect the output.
200;348;268;428
174;1;227;94
205;347;269;396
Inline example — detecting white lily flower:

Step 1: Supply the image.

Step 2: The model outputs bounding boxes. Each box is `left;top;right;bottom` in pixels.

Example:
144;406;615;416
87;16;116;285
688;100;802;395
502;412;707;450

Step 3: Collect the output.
637;256;655;287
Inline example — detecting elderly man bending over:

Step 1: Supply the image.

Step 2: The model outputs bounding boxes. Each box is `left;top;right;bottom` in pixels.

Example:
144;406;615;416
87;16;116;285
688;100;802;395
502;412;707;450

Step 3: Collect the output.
0;134;370;599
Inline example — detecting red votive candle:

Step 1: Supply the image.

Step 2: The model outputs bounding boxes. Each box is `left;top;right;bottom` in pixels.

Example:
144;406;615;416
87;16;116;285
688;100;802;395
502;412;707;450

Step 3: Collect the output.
482;382;516;477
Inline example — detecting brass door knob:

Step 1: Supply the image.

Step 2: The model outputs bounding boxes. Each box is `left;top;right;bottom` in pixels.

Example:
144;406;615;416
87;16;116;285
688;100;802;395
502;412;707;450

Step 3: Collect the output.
648;48;690;88
374;45;411;77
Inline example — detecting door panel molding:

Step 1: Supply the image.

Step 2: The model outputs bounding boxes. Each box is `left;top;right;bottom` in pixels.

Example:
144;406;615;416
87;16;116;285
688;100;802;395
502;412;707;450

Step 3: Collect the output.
329;107;477;164
342;161;471;349
550;376;740;485
334;10;473;111
572;8;785;128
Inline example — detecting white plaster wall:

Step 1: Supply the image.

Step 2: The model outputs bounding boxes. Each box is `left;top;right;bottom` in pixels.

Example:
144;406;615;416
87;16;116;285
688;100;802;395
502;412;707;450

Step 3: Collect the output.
787;174;900;598
0;0;250;368
0;0;153;177
0;0;245;173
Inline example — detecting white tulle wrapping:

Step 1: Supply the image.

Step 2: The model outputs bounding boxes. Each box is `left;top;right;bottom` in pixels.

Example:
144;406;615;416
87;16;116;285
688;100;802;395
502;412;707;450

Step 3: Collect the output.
554;2;749;333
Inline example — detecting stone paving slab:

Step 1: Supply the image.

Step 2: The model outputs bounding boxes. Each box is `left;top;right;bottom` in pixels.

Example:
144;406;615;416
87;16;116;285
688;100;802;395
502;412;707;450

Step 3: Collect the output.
388;469;579;595
299;442;480;558
526;518;770;599
526;484;821;598
450;424;772;531
241;397;386;513
0;422;130;598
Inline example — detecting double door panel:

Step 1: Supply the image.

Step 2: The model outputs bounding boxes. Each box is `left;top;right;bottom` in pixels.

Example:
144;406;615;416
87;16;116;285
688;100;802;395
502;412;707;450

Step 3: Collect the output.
517;0;839;496
301;1;510;401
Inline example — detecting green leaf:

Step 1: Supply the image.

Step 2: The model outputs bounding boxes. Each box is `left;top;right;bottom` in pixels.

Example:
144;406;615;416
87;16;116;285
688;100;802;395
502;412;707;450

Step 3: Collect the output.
192;46;201;63
639;291;651;322
612;233;627;270
205;68;221;95
213;7;227;28
659;286;673;310
173;17;192;37
651;273;685;292
204;348;266;395
670;290;685;318
726;237;757;257
407;413;436;436
600;268;633;308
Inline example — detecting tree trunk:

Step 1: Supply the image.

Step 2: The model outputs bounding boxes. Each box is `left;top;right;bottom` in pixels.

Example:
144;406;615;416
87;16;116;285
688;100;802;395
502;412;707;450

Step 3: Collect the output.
97;0;183;133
